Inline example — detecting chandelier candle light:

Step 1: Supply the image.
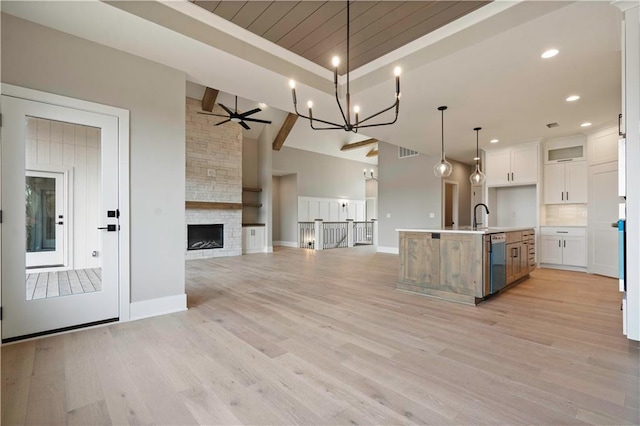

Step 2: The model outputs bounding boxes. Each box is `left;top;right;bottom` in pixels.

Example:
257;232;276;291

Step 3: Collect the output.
469;127;486;184
433;106;453;178
289;1;401;132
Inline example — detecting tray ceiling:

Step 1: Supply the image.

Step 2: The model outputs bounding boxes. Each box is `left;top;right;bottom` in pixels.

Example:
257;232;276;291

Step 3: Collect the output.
191;1;490;72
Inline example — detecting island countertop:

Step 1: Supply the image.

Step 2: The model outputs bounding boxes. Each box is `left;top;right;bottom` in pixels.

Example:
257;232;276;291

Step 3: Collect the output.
396;226;536;235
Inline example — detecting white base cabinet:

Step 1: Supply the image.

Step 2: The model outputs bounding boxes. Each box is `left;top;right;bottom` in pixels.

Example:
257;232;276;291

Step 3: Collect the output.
242;226;265;254
540;227;586;269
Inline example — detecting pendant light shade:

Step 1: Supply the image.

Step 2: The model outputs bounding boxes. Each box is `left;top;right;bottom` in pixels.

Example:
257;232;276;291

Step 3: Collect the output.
469;127;486;185
433;106;453;178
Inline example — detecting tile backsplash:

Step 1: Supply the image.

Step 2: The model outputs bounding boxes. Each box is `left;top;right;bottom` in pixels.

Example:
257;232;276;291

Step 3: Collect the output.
543;204;588;226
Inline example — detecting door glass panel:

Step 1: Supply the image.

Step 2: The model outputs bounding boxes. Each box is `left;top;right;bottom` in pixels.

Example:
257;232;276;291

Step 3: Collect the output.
26;176;57;252
24;116;103;301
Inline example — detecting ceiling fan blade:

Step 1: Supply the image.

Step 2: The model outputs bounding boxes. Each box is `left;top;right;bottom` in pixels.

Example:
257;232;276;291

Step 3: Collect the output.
198;112;229;118
215;119;231;126
243;117;272;124
240;108;261;117
239;121;251;130
218;103;233;115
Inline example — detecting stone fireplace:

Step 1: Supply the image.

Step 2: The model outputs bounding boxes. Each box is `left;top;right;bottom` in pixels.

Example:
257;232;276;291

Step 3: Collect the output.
185;97;242;259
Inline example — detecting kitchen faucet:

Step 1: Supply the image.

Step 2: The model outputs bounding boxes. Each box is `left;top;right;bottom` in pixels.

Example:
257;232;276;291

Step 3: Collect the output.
473;203;490;229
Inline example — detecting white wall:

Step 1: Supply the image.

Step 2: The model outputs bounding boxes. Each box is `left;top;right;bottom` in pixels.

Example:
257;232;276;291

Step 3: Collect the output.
488;185;537;227
377;141;443;250
2;13;186;303
278;174;298;245
273;146;374;199
272;176;281;242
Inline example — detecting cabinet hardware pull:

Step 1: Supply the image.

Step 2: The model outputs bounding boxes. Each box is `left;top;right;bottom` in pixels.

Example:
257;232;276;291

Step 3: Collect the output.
511;172;514;181
564;240;566;248
558;240;561;247
507;172;509;182
566;191;569;201
562;192;564;201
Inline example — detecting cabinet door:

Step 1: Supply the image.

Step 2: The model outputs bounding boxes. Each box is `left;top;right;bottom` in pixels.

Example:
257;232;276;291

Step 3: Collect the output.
540;235;563;264
562;236;586;267
485;149;511;186
506;243;520;284
242;228;250;253
543;163;566;204
520;242;530;275
511;145;538;184
565;161;588;203
254;227;265;251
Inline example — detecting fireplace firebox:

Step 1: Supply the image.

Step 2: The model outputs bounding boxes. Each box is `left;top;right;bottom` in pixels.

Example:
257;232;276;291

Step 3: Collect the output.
187;224;223;250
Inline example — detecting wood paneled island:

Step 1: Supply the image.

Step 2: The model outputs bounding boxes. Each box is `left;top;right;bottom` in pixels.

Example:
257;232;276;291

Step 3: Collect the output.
397;228;535;305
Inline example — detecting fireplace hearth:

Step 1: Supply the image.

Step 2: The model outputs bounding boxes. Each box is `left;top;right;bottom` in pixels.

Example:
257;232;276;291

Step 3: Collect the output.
187;224;223;250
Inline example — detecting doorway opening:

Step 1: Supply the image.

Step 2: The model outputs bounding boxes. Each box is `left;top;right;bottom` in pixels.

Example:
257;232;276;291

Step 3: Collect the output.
443;180;459;227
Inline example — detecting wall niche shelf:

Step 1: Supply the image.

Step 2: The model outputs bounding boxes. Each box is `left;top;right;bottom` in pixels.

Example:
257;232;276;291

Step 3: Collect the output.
242;187;263;208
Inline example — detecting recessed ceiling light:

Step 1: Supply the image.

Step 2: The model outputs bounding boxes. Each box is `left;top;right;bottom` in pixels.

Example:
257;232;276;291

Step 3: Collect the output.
490;139;499;144
566;95;580;102
258;102;267;109
541;49;559;59
580;122;592;128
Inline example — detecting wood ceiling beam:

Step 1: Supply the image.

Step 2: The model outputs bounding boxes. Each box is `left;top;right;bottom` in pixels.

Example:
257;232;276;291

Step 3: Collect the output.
366;149;378;157
340;138;378;151
272;113;298;151
202;87;219;112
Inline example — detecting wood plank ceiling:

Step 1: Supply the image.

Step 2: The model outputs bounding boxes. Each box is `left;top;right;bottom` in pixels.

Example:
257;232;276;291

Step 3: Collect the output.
191;1;490;72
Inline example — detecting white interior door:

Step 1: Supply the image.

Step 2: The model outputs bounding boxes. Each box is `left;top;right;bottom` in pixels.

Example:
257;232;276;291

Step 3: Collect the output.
588;161;619;277
1;95;120;341
25;170;66;268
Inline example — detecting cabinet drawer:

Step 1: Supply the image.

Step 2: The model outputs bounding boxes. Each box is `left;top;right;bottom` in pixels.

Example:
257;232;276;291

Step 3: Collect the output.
506;232;523;244
540;227;586;237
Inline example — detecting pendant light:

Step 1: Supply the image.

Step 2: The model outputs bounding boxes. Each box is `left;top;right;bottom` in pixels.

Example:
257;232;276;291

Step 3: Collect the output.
469;127;486;185
433;106;453;178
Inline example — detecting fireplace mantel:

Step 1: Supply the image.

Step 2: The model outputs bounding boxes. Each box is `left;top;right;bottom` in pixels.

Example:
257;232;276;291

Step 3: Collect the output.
185;201;242;210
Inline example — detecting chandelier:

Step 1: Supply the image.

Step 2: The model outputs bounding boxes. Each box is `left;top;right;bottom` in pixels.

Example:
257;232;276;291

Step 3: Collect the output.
288;1;401;132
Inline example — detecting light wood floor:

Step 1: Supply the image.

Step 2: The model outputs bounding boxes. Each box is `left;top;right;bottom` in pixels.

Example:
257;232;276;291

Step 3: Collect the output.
25;268;102;300
3;247;639;425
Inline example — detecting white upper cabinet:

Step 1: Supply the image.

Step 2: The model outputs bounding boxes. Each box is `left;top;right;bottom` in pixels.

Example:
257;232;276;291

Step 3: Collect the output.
543;135;588;204
543;161;588;204
484;143;539;186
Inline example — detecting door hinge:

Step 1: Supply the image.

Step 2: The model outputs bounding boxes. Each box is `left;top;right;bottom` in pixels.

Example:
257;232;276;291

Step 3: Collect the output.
1;307;3;321
0;113;3;127
0;210;3;223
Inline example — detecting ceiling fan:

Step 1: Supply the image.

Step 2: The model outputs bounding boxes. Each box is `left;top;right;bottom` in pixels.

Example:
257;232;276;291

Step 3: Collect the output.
198;96;272;130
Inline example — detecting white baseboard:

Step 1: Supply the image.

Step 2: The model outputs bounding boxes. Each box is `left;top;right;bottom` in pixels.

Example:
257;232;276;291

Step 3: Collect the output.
266;245;273;253
274;240;298;248
539;264;587;273
377;246;399;254
243;247;267;254
130;294;187;321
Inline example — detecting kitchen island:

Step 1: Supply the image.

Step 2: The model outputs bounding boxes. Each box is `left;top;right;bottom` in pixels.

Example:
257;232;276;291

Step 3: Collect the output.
397;227;535;305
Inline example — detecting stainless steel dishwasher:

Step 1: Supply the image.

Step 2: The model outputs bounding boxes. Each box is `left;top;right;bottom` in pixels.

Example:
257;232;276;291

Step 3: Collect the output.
489;233;507;294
